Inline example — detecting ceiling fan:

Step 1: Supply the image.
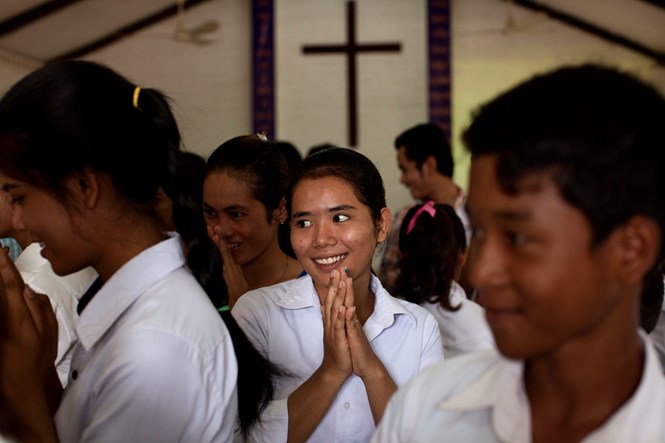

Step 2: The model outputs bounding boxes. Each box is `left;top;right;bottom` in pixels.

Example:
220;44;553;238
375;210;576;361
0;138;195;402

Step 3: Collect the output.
500;0;548;36
462;0;549;37
173;0;220;45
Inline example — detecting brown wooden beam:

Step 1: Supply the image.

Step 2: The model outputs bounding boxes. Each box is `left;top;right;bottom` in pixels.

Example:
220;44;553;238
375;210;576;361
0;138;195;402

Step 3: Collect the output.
508;0;665;66
0;0;85;37
51;0;215;61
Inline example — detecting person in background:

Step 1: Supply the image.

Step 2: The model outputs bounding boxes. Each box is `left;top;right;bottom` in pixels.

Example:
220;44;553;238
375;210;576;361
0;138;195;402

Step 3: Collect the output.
233;147;443;442
204;134;302;307
394;201;493;358
275;140;303;174
373;64;665;442
378;123;471;295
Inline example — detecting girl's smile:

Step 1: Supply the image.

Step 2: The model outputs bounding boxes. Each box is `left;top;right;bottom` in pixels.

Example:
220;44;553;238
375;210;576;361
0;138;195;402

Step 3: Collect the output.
290;176;389;300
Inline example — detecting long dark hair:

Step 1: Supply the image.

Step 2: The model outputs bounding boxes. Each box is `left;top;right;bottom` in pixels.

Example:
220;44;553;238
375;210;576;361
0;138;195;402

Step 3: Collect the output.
395;203;465;311
0;60;276;436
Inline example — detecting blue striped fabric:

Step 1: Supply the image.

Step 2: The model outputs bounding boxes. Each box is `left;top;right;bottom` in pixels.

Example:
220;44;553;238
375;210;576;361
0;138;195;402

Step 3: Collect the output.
0;237;22;261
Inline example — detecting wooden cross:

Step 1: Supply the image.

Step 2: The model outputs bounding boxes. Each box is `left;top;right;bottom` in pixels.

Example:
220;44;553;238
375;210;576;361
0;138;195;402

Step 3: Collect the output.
302;1;401;147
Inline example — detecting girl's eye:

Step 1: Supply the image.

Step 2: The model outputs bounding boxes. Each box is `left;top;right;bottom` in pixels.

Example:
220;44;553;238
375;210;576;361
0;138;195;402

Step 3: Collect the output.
230;211;245;219
333;214;349;223
203;208;216;217
296;220;312;228
10;196;23;205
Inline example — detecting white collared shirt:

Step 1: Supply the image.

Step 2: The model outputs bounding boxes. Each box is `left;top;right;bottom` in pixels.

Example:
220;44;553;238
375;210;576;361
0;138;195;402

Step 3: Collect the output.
420;281;495;358
55;235;238;443
232;274;443;443
372;331;665;443
15;243;98;387
647;277;665;371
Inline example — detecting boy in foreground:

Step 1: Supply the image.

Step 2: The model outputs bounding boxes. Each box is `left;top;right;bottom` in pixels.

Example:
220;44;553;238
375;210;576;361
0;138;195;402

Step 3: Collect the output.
372;64;665;442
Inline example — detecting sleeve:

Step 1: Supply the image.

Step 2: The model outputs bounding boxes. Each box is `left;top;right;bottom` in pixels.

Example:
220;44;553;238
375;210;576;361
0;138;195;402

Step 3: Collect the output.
231;292;271;357
232;293;290;443
371;358;450;443
420;311;445;370
370;380;416;443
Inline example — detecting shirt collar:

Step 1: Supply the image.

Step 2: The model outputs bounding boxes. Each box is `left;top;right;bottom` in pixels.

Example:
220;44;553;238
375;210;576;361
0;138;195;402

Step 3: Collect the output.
276;275;320;310
275;274;416;338
13;242;43;270
364;274;416;340
438;330;665;442
75;233;186;350
585;330;665;440
438;354;527;441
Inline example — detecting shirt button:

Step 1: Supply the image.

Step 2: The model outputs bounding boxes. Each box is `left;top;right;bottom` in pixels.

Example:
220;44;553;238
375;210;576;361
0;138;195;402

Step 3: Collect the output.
72;370;78;380
343;402;350;409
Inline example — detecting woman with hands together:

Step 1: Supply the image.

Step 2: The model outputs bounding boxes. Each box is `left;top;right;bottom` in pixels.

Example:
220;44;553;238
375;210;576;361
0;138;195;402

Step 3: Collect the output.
232;147;443;443
204;135;303;307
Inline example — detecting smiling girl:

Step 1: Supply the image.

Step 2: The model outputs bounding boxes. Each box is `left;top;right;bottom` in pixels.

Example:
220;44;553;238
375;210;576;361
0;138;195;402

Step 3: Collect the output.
204;135;303;307
232;147;442;442
0;61;275;442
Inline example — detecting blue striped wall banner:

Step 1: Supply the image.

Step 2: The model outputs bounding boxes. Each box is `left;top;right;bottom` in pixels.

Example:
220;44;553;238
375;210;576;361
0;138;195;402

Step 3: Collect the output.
252;0;275;139
428;0;451;136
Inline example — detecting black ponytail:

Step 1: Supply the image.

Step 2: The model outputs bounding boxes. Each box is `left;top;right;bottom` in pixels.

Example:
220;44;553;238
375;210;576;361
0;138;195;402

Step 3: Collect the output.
0;60;280;436
141;92;281;437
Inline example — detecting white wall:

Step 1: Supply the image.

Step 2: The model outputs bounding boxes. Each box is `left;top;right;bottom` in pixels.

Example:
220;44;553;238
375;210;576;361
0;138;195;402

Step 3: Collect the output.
277;0;427;215
0;0;660;215
451;0;658;192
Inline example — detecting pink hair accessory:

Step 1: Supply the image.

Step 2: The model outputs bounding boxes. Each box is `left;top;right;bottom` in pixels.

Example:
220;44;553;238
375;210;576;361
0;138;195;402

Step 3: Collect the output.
406;200;436;235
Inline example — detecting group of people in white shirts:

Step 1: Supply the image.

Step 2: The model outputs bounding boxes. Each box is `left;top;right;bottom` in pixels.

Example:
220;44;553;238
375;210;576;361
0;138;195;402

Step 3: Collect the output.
0;59;664;443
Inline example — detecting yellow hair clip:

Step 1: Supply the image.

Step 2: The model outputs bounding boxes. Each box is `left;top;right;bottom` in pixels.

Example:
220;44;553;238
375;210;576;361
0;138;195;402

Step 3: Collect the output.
132;86;141;109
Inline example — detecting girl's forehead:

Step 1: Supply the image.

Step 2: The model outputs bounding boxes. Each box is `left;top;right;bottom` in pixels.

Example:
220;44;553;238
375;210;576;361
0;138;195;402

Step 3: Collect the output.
292;176;362;207
294;176;354;195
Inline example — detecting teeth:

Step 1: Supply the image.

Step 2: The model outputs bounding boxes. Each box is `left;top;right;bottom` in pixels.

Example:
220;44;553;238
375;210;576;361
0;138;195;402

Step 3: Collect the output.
227;243;240;249
314;254;345;265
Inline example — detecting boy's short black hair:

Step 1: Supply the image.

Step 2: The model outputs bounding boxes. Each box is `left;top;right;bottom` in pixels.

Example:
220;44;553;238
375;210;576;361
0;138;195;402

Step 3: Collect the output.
463;64;665;259
394;123;454;177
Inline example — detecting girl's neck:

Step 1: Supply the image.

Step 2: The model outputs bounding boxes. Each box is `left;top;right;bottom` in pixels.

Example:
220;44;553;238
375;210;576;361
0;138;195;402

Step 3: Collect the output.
242;238;290;290
93;218;166;282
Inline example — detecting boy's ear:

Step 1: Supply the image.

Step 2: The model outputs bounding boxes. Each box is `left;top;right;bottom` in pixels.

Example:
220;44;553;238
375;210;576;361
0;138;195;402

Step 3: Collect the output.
65;168;101;209
613;215;662;283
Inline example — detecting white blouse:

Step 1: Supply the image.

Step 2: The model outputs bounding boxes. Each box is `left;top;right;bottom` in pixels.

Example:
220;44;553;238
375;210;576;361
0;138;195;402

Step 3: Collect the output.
420;281;494;358
232;274;443;442
55;235;238;443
